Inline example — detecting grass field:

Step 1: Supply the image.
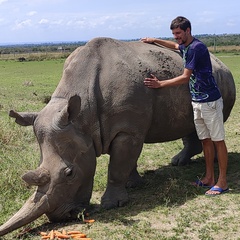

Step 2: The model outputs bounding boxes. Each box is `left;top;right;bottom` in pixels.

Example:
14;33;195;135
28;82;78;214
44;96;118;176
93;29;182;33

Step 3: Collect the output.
0;52;239;240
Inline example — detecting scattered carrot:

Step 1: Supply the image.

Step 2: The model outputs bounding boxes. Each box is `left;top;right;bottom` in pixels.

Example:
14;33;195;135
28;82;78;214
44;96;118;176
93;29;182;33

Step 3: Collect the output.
76;238;92;240
49;230;54;240
67;230;83;235
40;231;48;236
70;233;87;238
41;236;50;239
56;234;70;239
71;238;91;240
84;219;95;223
54;231;70;239
39;227;92;239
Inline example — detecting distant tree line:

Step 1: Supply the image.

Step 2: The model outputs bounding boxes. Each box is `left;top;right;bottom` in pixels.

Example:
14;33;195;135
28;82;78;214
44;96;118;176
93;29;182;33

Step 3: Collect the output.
161;34;240;47
0;34;239;55
0;41;86;55
193;34;240;47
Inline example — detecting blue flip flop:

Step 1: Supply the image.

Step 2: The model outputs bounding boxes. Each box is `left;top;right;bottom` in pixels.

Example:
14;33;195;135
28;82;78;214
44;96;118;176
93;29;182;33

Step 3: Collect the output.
193;180;213;188
205;186;229;196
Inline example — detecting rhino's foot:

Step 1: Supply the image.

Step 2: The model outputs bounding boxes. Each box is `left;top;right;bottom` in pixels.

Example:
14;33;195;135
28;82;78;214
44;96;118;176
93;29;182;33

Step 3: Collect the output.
171;150;192;166
171;146;203;166
101;186;129;210
172;132;203;166
126;168;144;188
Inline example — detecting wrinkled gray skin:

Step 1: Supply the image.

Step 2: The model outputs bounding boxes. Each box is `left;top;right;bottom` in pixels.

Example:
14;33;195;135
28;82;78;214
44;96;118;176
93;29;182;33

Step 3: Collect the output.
0;37;235;236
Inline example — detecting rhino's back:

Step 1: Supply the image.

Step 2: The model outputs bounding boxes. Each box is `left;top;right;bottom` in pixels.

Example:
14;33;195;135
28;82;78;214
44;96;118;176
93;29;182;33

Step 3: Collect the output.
53;38;235;145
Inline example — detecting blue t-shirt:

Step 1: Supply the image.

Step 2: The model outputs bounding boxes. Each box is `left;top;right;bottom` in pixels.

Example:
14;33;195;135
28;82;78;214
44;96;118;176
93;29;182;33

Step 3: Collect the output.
179;38;221;102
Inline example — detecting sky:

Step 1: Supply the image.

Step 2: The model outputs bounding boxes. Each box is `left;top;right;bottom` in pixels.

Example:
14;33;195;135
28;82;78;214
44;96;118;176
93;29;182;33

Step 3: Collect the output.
0;0;240;45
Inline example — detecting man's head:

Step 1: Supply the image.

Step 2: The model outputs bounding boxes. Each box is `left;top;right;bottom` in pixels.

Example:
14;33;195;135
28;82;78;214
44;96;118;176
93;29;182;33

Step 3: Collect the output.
170;16;191;32
170;16;193;46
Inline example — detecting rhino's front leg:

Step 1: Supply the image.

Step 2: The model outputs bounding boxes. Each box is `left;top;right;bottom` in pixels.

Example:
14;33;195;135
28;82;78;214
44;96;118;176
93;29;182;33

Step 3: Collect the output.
171;131;202;166
101;133;143;209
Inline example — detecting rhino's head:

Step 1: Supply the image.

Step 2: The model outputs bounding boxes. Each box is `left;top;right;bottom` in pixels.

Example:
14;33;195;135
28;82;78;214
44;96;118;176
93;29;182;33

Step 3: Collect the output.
0;95;96;236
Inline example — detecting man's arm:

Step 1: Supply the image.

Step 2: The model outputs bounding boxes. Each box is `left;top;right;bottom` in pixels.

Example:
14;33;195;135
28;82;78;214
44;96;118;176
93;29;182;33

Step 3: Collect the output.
144;68;192;88
141;37;179;50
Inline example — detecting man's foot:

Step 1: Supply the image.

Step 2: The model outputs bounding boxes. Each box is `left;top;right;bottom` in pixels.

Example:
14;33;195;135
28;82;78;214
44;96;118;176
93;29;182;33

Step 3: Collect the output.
192;180;213;188
205;186;229;196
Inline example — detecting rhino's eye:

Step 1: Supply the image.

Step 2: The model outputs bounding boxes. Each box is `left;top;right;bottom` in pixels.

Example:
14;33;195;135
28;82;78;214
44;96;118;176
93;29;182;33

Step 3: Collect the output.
64;167;73;177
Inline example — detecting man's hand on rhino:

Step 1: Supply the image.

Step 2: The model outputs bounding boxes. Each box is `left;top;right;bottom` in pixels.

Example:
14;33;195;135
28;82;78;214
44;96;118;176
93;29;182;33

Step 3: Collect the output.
140;37;156;43
144;74;162;88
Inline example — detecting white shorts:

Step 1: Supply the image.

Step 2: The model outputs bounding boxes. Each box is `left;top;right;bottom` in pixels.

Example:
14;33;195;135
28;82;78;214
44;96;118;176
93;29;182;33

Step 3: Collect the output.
191;97;225;141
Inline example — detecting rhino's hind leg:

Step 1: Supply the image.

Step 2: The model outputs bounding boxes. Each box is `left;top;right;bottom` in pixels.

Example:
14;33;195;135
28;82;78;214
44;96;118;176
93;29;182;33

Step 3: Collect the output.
126;166;144;188
101;133;144;209
171;131;202;166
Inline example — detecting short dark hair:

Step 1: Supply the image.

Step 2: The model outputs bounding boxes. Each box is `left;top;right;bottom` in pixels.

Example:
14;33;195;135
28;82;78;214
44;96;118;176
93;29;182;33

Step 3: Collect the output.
170;16;191;32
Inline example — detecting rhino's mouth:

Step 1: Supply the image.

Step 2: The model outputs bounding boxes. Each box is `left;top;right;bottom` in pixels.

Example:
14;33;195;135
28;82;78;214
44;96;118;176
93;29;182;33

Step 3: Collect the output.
46;202;85;222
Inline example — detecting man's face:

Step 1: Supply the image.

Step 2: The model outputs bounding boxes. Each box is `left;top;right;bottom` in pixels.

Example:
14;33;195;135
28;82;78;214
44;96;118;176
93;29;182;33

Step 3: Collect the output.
172;27;190;45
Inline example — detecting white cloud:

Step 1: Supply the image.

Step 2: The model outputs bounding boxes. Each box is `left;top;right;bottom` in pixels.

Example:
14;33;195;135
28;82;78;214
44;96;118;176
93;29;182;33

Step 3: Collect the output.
226;19;236;27
0;0;8;4
14;19;32;29
1;0;240;44
39;19;49;24
52;20;63;25
27;11;37;16
0;18;5;27
198;10;215;16
75;20;87;28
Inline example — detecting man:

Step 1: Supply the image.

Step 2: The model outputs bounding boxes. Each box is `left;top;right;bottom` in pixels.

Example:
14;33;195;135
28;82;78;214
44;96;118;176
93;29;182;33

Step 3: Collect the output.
141;16;229;196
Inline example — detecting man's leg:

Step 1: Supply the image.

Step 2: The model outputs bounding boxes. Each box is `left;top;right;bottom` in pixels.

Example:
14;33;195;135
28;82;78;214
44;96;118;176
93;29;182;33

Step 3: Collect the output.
205;140;228;195
201;138;215;186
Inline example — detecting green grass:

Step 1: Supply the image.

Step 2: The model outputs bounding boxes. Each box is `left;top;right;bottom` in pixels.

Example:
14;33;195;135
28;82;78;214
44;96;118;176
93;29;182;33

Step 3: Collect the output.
0;53;239;240
0;60;64;114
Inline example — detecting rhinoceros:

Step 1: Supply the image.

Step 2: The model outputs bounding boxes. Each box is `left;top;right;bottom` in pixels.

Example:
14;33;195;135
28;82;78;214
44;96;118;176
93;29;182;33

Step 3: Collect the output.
0;37;235;236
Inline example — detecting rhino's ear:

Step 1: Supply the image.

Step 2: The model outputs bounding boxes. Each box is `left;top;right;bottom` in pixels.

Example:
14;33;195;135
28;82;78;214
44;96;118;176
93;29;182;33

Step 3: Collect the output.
60;95;81;125
67;95;81;122
9;110;38;126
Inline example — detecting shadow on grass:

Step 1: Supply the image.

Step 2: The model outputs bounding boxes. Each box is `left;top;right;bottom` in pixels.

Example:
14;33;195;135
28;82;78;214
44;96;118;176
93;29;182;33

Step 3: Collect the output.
125;151;239;204
11;152;239;239
91;151;240;220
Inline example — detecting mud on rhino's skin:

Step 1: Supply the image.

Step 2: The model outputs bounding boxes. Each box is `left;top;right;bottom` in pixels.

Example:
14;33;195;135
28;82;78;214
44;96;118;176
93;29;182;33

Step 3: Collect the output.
0;37;236;236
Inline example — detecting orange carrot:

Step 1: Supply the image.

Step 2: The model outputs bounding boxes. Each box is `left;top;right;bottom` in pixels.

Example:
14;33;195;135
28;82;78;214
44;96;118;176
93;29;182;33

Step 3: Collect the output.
67;230;83;235
56;234;70;239
40;231;48;236
84;219;95;223
54;232;70;239
49;230;54;240
75;238;92;240
71;237;91;240
53;230;70;239
70;233;87;238
62;229;67;235
41;236;50;239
